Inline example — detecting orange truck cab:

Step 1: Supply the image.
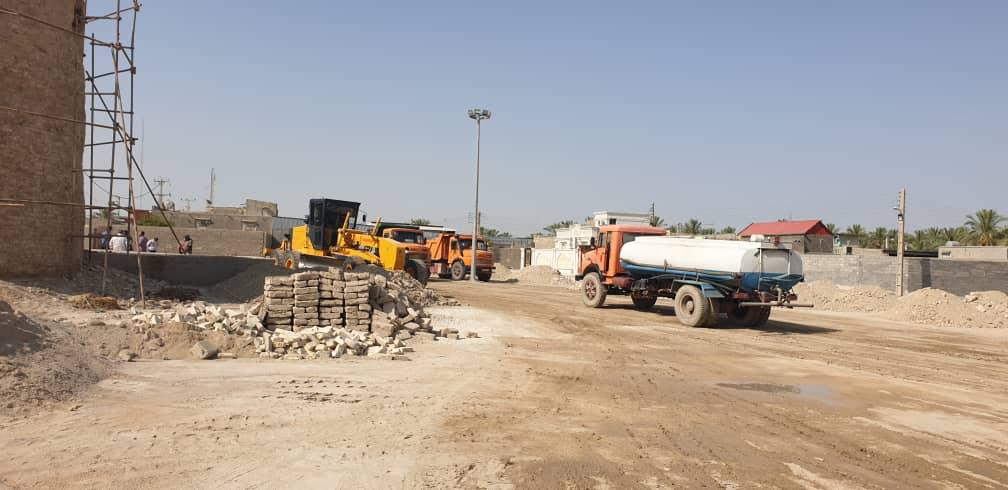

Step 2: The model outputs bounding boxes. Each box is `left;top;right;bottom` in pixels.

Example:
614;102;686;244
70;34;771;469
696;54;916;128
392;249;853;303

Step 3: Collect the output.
376;224;431;266
577;223;667;290
427;232;494;281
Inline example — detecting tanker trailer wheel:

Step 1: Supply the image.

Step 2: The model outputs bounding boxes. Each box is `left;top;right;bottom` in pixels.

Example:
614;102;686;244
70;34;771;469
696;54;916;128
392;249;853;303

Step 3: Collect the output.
674;285;711;327
631;294;657;310
404;259;430;286
728;303;771;327
450;260;467;281
581;272;607;308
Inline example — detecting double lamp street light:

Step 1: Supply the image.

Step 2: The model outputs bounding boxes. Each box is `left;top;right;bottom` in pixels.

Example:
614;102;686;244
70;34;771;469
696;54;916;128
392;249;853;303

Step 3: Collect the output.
467;108;491;282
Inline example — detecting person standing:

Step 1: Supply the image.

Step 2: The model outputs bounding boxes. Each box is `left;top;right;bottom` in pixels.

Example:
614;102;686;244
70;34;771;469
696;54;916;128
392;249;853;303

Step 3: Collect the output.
137;231;148;252
147;237;158;252
179;235;193;255
99;226;112;250
109;230;128;252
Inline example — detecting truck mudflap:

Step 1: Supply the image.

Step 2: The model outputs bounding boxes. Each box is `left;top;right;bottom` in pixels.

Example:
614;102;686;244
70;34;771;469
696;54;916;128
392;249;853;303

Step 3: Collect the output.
671;279;725;299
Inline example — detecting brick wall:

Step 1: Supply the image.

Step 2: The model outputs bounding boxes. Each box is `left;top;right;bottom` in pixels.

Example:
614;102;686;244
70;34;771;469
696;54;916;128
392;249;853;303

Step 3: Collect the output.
97;226;266;257
0;0;85;278
801;254;1008;295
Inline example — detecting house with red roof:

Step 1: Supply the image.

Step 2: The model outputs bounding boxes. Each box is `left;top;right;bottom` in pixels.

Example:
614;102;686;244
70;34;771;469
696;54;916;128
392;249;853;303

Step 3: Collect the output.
737;219;833;254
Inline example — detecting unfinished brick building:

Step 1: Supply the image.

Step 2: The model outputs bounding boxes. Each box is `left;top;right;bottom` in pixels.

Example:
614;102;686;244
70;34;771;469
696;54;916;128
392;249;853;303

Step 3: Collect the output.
0;1;86;277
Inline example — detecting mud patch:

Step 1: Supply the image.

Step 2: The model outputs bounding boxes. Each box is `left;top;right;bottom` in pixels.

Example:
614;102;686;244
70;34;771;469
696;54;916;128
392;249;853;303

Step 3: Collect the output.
717;382;800;394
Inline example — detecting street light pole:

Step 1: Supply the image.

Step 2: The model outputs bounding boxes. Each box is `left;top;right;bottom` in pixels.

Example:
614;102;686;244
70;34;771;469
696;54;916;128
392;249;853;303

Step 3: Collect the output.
467;108;491;282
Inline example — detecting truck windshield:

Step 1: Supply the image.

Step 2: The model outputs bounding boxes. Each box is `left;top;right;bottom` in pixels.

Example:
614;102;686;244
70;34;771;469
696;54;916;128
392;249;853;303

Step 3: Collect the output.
390;231;424;244
458;239;488;250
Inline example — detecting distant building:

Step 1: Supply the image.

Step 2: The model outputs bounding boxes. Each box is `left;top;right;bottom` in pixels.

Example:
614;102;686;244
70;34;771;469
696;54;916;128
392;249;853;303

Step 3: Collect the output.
163;198;279;232
592;211;651;228
737;219;833;254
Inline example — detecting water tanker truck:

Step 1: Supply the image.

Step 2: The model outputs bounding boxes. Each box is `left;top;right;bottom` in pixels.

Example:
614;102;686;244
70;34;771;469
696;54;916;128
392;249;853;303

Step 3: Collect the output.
576;225;812;327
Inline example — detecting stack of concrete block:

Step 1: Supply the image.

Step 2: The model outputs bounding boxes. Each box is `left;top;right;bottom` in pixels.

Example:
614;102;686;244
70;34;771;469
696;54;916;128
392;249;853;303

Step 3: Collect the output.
343;272;371;331
292;272;320;330
263;276;294;329
318;269;345;327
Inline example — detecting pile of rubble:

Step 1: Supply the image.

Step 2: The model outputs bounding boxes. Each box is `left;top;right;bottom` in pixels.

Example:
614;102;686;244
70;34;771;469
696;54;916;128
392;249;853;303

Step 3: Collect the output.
130;268;472;360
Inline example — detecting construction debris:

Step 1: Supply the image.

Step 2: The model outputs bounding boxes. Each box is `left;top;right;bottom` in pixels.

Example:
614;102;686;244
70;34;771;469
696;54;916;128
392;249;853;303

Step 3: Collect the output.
128;268;471;360
67;293;121;310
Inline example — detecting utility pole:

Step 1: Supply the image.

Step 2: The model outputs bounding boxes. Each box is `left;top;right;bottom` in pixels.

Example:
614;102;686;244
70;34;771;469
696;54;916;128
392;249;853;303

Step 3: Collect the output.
467;108;491;282
206;168;216;208
152;177;170;210
895;188;906;296
180;197;196;212
650;201;655;225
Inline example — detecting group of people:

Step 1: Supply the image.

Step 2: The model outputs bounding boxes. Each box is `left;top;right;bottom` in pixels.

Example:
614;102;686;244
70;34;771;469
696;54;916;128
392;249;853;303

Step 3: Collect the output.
98;227;193;254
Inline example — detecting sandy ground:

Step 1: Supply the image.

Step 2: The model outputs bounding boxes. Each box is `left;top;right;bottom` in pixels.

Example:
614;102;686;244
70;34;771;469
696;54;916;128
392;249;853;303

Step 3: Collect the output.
2;280;1008;488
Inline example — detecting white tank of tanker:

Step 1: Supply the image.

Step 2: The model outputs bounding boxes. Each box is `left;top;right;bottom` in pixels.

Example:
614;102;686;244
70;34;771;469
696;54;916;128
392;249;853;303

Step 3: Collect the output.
619;236;804;292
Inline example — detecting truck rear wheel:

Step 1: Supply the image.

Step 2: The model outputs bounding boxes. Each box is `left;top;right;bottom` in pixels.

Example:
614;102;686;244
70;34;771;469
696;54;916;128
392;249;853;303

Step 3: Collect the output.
729;303;771;327
404;259;430;285
581;272;607;308
631;295;657;310
674;285;711;327
450;260;467;281
476;270;492;282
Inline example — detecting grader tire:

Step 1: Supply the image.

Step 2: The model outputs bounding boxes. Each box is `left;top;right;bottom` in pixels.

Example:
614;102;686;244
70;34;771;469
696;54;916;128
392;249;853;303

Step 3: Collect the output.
405;259;430;285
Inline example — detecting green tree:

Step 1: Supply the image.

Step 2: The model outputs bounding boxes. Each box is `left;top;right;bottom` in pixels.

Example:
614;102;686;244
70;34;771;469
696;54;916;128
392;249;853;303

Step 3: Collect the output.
940;226;967;244
844;224;866;240
541;220;576;235
865;227;890;249
479;227;511;239
965;209;1004;246
649;215;665;227
720;226;736;235
825;223;838;235
136;214;173;227
681;219;702;235
409;218;432;226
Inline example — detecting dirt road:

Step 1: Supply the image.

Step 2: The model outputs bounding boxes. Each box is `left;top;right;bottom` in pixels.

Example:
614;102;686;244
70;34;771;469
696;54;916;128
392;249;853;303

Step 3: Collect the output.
2;281;1006;488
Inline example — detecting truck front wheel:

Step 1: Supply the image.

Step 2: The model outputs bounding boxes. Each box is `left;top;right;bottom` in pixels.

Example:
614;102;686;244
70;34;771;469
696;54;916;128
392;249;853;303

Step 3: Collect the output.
581;272;607;308
450;260;467;281
674;285;711;327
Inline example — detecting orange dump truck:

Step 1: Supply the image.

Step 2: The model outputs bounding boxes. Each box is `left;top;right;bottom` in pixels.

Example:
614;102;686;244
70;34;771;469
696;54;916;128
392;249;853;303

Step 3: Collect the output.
374;223;431;284
427;232;494;281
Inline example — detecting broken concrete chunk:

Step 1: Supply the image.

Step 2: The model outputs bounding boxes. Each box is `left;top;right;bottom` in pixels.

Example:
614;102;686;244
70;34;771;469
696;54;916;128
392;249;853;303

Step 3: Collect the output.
189;340;218;360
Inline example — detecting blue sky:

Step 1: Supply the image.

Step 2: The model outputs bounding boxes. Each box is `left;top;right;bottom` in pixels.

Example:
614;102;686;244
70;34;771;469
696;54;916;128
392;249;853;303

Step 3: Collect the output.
124;1;1005;235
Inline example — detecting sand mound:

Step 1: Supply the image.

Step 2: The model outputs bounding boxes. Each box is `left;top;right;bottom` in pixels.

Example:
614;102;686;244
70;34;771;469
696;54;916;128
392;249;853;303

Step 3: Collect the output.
0;299;110;415
204;260;285;302
794;281;1007;328
793;281;896;313
881;288;1007;328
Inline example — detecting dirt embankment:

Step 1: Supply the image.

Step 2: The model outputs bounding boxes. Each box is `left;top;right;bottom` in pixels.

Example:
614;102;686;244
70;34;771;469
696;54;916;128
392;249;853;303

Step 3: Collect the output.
794;281;1008;328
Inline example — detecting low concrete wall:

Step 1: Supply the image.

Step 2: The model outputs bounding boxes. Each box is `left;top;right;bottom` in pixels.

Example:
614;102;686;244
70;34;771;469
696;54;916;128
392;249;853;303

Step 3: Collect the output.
98;226;266;256
802;253;1008;295
98;253;270;286
493;247;529;269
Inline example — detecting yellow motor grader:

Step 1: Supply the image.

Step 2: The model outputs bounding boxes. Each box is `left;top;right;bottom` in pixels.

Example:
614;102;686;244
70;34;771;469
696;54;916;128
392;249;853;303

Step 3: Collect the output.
265;198;429;284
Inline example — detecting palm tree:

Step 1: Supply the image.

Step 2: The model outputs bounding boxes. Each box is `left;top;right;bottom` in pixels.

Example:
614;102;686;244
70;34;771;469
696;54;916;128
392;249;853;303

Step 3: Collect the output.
845;224;866;240
720;226;736;235
865;227;889;249
681;219;702;235
825;223;838;235
940;226;967;244
965;209;1004;246
908;229;937;251
410;218;431;226
649;215;665;227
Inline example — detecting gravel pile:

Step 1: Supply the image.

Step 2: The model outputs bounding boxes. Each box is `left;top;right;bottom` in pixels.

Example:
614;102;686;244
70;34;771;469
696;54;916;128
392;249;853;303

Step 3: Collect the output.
494;265;577;288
